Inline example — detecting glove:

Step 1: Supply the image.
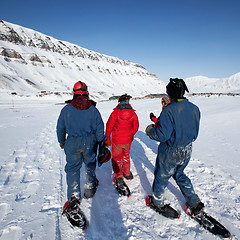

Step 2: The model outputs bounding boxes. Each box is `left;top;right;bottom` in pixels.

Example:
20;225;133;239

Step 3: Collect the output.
154;120;160;129
150;113;157;123
105;135;112;147
145;124;154;136
150;112;156;120
59;143;64;149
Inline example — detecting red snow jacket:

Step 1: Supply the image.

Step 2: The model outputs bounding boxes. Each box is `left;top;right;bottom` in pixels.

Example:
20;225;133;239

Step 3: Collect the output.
105;103;139;144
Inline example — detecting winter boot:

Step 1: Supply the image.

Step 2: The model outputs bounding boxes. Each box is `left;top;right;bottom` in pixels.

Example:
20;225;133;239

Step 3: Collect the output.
62;196;87;229
185;201;204;216
123;171;133;180
146;195;179;219
113;177;131;197
84;179;99;199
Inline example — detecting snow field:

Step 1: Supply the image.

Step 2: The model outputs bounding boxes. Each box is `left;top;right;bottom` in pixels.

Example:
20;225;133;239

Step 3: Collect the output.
0;119;63;239
0;96;239;239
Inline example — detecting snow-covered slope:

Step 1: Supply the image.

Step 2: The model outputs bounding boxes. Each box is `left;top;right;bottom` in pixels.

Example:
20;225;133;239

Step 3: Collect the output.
0;20;166;100
185;73;240;93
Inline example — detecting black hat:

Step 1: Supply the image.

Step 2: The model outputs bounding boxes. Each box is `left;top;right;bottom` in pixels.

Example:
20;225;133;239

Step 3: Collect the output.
166;78;189;101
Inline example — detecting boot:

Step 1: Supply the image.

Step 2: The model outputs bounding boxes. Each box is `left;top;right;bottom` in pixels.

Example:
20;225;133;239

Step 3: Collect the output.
146;195;179;219
190;202;204;216
84;179;99;199
113;177;131;197
123;171;133;180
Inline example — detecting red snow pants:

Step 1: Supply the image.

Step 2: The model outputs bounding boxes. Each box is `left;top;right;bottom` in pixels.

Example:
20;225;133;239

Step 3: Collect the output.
111;142;131;179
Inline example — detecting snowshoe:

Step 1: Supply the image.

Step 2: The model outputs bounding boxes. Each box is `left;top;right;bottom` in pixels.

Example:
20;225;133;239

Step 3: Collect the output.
146;195;179;219
185;202;231;239
113;177;131;197
84;179;99;199
62;197;87;230
123;171;133;180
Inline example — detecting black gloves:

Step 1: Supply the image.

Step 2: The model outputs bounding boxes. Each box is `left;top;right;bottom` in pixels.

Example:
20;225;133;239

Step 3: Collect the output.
150;113;156;121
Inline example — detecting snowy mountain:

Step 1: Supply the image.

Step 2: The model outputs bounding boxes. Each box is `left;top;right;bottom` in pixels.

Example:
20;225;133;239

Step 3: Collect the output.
0;20;166;100
185;73;240;94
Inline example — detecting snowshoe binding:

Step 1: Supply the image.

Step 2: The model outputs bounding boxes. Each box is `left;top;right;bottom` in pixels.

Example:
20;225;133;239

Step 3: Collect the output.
185;202;231;239
62;197;87;230
113;177;131;197
146;195;179;219
84;179;99;199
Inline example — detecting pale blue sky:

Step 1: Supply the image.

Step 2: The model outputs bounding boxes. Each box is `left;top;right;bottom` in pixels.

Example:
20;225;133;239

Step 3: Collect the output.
1;0;240;82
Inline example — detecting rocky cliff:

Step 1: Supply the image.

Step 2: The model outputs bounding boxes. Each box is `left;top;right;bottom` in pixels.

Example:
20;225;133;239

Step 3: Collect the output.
0;20;165;100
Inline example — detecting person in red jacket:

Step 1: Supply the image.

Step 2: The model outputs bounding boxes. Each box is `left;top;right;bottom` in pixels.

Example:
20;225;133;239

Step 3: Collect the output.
105;94;139;193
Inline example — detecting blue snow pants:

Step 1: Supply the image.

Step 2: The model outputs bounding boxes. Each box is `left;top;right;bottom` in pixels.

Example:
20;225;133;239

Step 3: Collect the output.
64;135;98;201
152;142;201;208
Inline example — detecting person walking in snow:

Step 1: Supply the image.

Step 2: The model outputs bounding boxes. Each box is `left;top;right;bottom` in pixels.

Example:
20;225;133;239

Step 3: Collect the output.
56;81;104;227
105;94;139;196
150;95;171;127
145;78;204;219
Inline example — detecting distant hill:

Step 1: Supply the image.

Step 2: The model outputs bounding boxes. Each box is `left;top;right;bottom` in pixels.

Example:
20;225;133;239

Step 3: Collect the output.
185;73;240;94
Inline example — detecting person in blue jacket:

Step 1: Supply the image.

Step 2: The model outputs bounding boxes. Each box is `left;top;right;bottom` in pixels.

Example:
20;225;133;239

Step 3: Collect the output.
145;78;204;219
57;81;104;206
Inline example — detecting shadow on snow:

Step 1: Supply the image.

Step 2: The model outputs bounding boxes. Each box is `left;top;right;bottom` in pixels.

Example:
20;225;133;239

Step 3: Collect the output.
131;131;186;210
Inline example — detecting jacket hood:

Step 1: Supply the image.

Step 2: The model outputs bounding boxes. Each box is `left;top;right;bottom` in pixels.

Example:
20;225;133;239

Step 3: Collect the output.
114;103;135;121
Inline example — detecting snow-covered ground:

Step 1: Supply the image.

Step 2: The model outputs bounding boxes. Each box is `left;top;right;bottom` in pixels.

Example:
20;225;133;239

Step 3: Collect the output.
0;95;240;240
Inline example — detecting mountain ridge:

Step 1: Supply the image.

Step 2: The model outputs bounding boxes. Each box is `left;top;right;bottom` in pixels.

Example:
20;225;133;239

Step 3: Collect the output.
0;20;165;100
0;20;143;68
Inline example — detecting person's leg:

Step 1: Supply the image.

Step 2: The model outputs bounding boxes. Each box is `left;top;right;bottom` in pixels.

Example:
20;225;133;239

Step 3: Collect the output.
111;142;124;179
170;144;201;208
64;143;83;201
152;162;173;207
84;158;97;188
122;143;131;177
173;158;201;207
83;136;98;188
152;144;174;207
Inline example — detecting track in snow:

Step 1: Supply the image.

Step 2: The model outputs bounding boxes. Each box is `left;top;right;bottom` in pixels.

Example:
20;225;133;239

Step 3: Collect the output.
0;125;239;239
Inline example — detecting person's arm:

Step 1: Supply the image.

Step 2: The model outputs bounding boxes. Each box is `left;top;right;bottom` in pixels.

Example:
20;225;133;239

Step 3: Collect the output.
56;109;66;145
132;112;139;135
95;108;105;143
105;110;117;137
148;110;173;142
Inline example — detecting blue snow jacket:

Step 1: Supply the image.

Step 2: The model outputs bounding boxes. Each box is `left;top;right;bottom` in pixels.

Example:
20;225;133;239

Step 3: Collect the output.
56;101;104;145
149;99;200;147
